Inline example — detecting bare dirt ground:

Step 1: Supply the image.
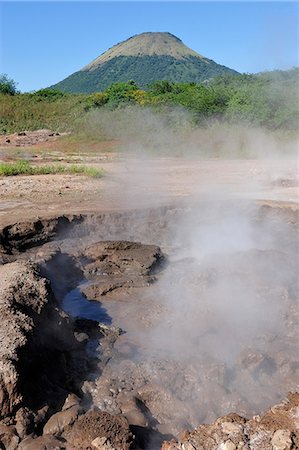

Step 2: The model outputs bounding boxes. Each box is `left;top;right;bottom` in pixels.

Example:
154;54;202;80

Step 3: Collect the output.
0;129;69;147
0;136;298;227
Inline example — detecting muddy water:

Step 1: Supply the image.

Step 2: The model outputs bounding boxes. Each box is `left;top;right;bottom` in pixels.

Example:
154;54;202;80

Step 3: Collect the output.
60;201;298;445
63;286;112;324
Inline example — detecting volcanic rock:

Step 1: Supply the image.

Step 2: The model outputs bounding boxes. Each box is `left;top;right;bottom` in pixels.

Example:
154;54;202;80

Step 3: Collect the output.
80;240;165;299
161;393;299;450
18;434;65;449
65;410;133;450
43;405;82;436
0;260;50;418
15;407;35;439
0;422;19;449
0;260;85;420
0;215;83;254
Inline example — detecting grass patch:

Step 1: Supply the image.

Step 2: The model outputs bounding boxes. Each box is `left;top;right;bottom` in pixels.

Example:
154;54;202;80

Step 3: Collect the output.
67;164;104;177
0;160;104;178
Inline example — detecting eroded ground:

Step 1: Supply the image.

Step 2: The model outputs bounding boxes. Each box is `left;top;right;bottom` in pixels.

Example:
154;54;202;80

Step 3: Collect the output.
0;134;298;449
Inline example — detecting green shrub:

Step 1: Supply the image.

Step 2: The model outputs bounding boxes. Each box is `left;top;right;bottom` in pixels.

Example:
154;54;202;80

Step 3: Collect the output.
30;88;67;101
84;92;108;110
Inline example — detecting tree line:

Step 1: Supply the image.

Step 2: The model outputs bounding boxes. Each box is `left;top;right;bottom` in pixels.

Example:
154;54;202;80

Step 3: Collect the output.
0;69;298;133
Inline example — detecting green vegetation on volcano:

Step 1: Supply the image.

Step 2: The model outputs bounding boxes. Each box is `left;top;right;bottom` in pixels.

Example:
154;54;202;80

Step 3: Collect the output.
51;55;238;93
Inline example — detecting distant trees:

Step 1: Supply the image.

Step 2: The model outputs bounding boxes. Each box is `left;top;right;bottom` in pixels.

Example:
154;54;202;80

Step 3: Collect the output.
105;81;138;105
149;80;174;95
0;74;18;95
210;69;299;129
1;69;298;132
29;88;67;100
78;69;299;130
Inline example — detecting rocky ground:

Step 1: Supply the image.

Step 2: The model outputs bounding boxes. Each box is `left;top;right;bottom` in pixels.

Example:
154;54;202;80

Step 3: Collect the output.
0;130;69;147
162;392;299;450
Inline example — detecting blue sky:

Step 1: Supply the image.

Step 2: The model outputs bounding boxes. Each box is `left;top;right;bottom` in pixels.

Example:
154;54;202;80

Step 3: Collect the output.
0;1;298;92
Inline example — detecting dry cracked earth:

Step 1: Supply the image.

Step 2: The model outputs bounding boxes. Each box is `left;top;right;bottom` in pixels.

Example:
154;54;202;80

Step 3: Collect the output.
0;131;298;450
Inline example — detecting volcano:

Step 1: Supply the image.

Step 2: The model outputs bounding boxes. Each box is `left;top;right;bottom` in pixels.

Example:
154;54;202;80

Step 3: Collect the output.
51;32;238;93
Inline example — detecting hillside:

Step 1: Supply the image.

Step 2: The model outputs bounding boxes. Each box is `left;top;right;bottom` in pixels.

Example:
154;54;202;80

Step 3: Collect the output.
51;32;238;93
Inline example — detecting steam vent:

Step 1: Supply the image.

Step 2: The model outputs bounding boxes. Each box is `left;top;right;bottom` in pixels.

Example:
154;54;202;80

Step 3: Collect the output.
0;182;298;448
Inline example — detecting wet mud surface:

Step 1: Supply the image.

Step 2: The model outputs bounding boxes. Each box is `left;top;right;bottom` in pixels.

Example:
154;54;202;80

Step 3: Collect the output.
0;201;298;449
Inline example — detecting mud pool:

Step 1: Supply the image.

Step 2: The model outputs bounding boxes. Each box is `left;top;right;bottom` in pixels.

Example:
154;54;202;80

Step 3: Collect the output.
0;200;298;449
